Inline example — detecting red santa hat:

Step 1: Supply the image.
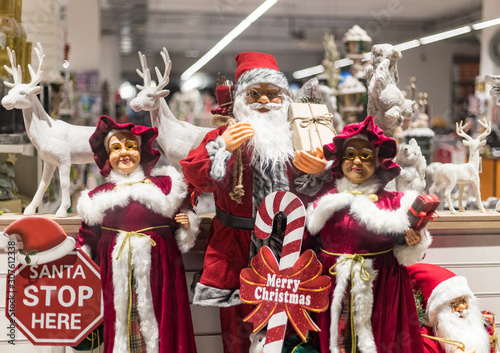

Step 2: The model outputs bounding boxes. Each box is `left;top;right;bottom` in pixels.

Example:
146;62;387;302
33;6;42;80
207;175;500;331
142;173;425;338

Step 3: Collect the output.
233;52;291;98
0;216;76;265
407;263;474;327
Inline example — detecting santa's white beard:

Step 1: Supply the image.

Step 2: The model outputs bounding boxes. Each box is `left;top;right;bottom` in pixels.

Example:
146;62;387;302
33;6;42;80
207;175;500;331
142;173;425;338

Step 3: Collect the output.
233;94;294;171
434;302;490;353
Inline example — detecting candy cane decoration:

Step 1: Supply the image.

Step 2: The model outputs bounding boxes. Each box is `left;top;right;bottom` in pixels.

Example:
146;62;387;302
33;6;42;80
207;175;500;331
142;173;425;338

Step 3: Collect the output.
253;191;306;353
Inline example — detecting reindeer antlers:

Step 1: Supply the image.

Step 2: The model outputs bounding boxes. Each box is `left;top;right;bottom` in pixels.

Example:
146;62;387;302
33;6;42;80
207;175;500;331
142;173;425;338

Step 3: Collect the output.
477;116;492;140
136;51;152;90
135;47;171;93
3;47;22;86
456;117;491;142
155;47;171;91
3;42;45;88
27;42;45;88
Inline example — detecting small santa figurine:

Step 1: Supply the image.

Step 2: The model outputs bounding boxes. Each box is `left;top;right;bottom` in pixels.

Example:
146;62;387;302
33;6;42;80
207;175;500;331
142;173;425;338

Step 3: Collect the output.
408;263;493;353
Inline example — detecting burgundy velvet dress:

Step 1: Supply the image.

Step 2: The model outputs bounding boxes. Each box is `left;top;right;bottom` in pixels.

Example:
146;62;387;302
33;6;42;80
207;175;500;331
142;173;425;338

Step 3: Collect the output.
77;166;197;353
306;177;430;353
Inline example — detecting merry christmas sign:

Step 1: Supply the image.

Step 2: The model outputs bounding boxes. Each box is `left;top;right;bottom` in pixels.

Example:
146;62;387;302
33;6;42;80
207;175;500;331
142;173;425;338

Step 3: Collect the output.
240;191;331;352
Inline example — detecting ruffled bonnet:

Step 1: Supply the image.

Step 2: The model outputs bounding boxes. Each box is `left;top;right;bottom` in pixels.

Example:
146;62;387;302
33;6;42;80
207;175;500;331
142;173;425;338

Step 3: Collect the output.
89;115;161;177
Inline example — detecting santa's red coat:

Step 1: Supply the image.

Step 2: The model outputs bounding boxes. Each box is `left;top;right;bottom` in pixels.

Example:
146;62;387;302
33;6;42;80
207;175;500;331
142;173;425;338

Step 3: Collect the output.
180;126;331;305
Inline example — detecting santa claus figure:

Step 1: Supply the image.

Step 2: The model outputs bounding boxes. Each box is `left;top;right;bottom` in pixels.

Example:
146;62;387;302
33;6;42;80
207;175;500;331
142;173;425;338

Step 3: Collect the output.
180;52;332;353
77;116;199;353
408;263;492;353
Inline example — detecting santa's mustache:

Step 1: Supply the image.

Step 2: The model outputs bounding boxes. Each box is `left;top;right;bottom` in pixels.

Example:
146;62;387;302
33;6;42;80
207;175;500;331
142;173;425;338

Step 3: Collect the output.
453;309;470;318
248;102;283;110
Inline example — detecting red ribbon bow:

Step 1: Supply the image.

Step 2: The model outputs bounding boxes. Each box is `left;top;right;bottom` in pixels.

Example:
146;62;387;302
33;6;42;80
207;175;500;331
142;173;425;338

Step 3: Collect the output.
239;247;331;341
410;207;439;229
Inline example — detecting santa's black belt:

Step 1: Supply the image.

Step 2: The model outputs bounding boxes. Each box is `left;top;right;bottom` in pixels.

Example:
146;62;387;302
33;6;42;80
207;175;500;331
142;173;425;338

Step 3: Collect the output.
215;207;255;230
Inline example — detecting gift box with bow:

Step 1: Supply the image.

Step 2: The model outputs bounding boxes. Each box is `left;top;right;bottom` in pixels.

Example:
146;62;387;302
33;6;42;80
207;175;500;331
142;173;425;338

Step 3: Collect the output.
407;194;440;230
289;103;336;153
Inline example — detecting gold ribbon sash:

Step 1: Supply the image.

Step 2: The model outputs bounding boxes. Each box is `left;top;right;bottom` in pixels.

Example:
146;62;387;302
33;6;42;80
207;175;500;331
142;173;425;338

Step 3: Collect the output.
102;225;170;353
321;247;393;353
421;334;465;351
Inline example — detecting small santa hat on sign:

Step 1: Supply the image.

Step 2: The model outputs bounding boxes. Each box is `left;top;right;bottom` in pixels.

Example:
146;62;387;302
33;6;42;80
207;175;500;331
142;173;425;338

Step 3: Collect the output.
0;216;76;265
407;263;474;327
233;52;291;98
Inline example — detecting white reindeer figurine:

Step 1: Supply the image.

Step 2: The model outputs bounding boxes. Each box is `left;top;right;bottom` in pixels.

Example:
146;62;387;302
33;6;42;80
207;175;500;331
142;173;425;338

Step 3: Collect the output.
429;117;491;213
1;43;95;217
129;48;213;170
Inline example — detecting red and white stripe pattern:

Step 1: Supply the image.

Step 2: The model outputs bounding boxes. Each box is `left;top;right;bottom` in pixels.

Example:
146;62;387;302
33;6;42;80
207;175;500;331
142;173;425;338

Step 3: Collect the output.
253;191;306;353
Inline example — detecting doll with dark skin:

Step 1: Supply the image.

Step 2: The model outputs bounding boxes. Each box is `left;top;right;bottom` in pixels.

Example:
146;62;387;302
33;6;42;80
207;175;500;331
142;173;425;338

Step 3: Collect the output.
77;116;199;353
306;116;431;353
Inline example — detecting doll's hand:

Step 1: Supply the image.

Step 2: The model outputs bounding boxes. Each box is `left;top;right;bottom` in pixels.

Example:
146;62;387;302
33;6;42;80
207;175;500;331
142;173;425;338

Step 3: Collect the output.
175;213;190;229
221;123;254;152
293;148;327;174
405;229;421;246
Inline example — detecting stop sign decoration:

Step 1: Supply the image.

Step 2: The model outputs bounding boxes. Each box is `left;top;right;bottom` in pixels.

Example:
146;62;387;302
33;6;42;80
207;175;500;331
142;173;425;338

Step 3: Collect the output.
6;248;103;346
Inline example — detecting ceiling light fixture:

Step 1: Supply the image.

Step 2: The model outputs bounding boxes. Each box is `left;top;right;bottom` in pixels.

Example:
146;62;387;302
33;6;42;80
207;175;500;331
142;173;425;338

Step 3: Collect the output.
292;65;324;79
419;25;471;45
181;0;278;81
293;18;500;80
472;17;500;30
393;39;421;52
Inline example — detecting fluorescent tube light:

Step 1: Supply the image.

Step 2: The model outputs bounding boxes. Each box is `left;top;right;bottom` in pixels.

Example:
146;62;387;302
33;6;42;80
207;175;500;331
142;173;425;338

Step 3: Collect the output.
419;26;471;45
394;39;421;51
335;58;354;68
181;0;278;81
292;65;324;79
472;17;500;30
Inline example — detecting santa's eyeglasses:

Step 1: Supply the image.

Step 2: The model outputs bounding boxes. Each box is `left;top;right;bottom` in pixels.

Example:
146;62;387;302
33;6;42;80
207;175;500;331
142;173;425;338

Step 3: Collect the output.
450;297;468;309
245;84;284;101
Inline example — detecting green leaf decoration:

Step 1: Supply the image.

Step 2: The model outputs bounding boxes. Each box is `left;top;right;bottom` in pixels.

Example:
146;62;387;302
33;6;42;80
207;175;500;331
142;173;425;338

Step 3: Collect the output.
413;288;426;327
18;249;38;265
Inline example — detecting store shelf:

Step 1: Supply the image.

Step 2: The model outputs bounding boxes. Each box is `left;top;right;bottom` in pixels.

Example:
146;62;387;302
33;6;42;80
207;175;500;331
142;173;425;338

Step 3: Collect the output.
0;143;34;156
427;209;500;235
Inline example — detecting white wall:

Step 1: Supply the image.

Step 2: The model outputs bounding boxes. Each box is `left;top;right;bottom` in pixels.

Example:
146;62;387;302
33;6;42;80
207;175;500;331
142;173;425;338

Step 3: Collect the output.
66;0;100;74
397;41;481;121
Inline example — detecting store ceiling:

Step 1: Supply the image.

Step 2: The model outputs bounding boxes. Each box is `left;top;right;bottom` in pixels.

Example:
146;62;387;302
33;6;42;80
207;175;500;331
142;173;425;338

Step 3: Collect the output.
100;0;483;85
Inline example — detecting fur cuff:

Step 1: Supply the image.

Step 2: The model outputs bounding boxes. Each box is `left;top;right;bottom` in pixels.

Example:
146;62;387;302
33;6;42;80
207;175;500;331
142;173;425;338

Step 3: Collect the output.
175;210;200;253
393;228;432;266
207;136;232;181
192;283;242;307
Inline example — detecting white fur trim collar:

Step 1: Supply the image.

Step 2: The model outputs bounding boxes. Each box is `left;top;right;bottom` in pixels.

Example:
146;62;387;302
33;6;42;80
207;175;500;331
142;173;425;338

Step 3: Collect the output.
77;165;187;226
336;176;382;194
108;165;146;184
307;179;414;236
